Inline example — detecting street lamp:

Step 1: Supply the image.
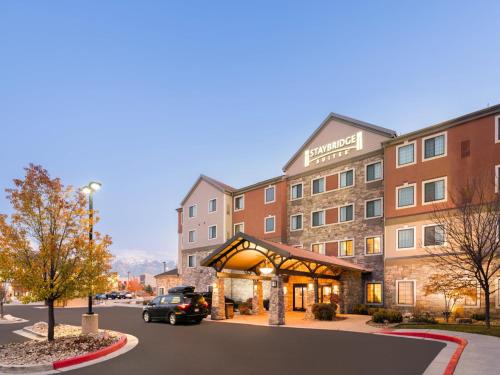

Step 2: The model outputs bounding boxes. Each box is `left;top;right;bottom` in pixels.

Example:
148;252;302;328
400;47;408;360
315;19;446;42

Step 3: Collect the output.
81;181;102;315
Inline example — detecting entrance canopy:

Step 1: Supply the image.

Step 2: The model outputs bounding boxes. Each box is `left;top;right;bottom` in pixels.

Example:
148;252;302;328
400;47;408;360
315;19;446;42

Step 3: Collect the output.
201;233;371;280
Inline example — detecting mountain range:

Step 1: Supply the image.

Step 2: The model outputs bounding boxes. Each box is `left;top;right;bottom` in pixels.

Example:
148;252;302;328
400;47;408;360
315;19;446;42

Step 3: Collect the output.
111;254;176;278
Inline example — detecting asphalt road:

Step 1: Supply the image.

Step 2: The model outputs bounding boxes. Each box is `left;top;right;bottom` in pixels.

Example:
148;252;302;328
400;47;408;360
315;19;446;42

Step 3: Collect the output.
1;305;445;375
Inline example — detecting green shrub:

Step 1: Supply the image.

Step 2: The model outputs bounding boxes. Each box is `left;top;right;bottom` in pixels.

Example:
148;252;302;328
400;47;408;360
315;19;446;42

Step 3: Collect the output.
367;307;381;316
471;313;485;321
238;301;252;315
351;304;369;315
312;303;337;320
372;309;403;323
411;312;437;324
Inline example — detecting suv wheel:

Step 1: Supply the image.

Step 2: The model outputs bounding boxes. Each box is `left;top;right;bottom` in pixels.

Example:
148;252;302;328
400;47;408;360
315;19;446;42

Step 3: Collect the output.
143;311;151;323
168;313;177;325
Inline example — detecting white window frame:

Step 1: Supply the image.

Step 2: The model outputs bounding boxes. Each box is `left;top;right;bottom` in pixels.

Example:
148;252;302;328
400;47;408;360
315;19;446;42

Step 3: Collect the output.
234;194;245;211
365;281;384;305
396;226;416;250
495;115;500;144
338;238;355;258
233;222;244;235
422;176;448;205
158;287;165;296
188;229;196;243
396;140;417;168
339;168;355;189
364;197;383;219
364;235;383;256
264;215;276;234
311;177;326;195
365;160;383;183
422;131;447;162
338;203;355;223
422;223;447;247
290;182;304;201
208;225;217;240
264;185;276;204
290;213;303;232
187;255;196;268
396;183;417;209
396;280;416;306
311;242;326;255
311;210;326;228
495;165;500;193
208;198;217;213
188;204;197;218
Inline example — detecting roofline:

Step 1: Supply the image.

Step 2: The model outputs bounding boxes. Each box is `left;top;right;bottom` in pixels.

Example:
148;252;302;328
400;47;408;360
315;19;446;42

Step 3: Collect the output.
383;104;500;147
282;112;397;172
233;175;285;194
179;174;235;206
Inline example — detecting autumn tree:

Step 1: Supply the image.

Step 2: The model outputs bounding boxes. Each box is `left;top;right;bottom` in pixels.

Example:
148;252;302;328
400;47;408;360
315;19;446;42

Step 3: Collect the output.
426;176;500;328
126;278;143;294
0;165;112;340
0;249;11;319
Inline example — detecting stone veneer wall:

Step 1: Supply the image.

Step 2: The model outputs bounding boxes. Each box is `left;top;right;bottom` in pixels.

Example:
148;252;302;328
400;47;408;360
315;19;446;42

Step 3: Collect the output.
155;275;182;294
181;245;218;293
385;256;500;317
287;152;385;307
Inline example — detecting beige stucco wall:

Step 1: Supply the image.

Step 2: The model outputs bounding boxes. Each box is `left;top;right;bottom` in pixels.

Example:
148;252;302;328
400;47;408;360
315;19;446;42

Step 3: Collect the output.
285;118;392;176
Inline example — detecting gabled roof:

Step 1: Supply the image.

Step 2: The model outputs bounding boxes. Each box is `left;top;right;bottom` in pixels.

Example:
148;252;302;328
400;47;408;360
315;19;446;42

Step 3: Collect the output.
283;112;397;172
154;268;179;278
180;174;236;206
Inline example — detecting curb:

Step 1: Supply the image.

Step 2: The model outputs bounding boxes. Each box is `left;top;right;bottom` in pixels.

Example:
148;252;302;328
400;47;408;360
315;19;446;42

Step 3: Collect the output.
52;335;128;370
379;331;467;375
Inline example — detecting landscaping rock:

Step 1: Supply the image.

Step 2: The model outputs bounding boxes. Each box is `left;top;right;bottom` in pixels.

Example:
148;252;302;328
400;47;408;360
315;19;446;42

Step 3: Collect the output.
456;318;473;324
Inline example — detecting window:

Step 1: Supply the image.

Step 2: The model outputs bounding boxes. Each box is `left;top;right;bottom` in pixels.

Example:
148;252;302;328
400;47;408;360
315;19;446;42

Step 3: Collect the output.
157;287;165;296
339;204;354;222
188;204;197;218
208;198;217;213
311;243;325;255
312;177;325;195
397;227;415;249
366;161;382;182
265;186;275;203
397;280;415;305
290;214;303;231
365;236;382;255
464;283;480;307
340;169;354;188
397;142;416;167
208;225;217;240
291;183;303;200
338;240;354;257
188;230;196;243
233;222;244;235
423;133;446;160
365;198;382;219
423;225;445;246
397;184;416;208
265;216;275;233
311;210;325;227
496;115;500;143
423;177;446;204
188;255;196;268
234;195;244;211
366;283;382;304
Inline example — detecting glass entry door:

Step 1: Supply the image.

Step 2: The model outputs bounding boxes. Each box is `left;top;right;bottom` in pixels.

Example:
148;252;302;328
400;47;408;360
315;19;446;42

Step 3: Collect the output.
293;284;307;311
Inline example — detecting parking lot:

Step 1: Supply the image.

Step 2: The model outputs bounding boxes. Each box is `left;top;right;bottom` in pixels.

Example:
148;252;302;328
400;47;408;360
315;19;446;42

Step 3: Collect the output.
1;305;445;375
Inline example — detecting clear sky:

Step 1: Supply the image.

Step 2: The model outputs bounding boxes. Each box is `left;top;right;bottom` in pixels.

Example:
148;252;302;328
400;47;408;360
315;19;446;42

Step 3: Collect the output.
1;1;499;262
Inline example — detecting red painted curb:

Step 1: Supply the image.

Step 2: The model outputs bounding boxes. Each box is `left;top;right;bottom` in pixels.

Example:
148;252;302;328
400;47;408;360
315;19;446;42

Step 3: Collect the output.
379;331;467;375
52;335;128;370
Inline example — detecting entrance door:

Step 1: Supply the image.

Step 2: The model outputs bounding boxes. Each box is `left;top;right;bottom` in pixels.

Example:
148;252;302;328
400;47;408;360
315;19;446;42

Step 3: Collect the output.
293;284;306;311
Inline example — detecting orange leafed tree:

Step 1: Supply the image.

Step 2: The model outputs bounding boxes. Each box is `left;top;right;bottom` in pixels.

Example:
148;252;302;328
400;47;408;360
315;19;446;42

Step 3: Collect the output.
0;165;112;341
127;278;143;293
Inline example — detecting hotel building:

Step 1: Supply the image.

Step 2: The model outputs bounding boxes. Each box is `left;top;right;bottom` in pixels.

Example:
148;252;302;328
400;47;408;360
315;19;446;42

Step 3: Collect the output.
175;105;500;324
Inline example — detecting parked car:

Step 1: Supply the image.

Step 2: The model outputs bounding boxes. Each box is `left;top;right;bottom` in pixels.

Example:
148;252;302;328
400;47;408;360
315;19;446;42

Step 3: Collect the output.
201;292;236;311
119;291;133;299
142;286;208;325
94;293;107;300
106;291;120;300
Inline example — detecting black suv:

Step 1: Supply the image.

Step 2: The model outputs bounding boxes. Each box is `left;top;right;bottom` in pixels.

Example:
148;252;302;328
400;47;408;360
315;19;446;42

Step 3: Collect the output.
142;286;208;325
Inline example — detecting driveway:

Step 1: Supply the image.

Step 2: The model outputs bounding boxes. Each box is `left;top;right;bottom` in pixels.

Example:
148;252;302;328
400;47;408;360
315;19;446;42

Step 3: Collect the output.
1;305;445;375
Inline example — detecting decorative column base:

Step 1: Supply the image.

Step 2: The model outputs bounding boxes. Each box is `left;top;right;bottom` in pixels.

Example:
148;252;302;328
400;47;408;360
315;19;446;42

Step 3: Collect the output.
211;278;226;320
81;314;98;335
269;275;285;325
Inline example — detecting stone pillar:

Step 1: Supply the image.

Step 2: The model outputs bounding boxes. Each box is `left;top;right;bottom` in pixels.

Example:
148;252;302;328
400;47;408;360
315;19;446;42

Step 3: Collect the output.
304;282;316;320
284;281;293;312
268;275;285;325
252;280;264;314
339;271;362;314
211;278;226;320
81;314;98;334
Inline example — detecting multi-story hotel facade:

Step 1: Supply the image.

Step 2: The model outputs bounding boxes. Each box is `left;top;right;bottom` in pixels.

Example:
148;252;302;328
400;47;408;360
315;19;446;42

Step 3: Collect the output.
175;105;500;323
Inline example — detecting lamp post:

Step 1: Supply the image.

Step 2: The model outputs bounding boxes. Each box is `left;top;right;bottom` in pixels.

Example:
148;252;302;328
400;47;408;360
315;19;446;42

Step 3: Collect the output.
81;181;102;315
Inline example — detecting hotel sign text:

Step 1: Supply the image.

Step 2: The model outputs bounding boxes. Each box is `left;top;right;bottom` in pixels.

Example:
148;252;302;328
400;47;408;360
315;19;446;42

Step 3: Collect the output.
304;131;363;167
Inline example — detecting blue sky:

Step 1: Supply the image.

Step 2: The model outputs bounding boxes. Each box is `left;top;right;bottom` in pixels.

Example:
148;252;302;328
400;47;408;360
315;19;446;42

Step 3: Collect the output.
1;1;499;262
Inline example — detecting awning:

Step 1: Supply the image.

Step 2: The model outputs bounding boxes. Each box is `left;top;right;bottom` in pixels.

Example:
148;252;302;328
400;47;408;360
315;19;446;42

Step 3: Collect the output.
201;233;371;280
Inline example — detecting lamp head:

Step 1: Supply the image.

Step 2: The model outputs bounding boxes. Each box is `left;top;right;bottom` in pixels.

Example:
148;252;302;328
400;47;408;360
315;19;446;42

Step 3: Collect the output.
89;181;102;191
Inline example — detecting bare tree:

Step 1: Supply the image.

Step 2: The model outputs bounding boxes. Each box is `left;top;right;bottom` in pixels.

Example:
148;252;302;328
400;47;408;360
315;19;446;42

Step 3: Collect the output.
426;176;499;328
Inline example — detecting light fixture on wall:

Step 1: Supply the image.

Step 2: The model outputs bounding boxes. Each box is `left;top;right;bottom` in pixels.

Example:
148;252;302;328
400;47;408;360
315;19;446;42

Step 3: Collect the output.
259;259;273;275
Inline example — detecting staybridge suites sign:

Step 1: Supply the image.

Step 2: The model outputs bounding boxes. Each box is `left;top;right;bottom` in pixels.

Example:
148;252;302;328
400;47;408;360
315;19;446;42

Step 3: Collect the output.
304;131;363;167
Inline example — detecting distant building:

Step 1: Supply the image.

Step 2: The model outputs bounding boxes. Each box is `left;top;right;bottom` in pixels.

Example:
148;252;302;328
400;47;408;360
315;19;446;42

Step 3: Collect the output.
155;268;181;295
139;273;155;287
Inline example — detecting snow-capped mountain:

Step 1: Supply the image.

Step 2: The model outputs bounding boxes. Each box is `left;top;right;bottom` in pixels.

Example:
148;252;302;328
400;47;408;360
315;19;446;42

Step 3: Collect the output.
111;251;176;277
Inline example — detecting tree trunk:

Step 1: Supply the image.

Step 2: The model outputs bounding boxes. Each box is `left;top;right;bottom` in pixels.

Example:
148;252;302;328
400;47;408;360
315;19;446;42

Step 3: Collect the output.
484;286;491;329
47;299;55;341
0;301;3;319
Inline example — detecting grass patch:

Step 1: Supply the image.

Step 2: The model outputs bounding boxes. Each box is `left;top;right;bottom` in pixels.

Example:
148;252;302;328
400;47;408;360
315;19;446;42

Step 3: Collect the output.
396;323;500;338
